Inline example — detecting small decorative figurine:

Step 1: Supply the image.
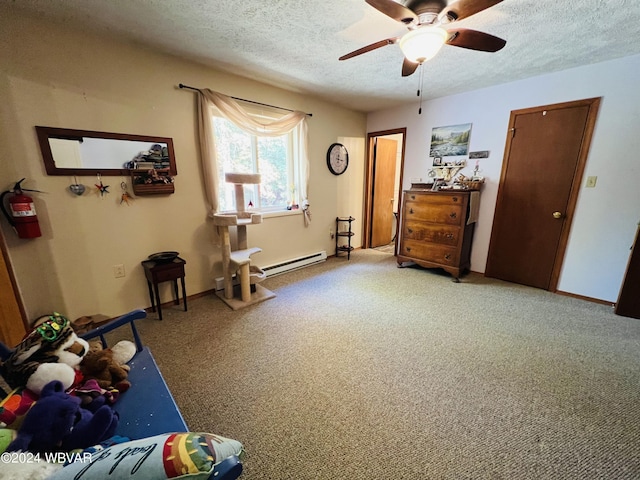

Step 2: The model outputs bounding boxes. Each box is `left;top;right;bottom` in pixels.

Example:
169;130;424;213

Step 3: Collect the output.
472;160;481;180
95;174;110;197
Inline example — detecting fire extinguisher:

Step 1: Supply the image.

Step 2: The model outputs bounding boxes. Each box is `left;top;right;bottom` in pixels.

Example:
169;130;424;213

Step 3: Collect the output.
1;178;42;239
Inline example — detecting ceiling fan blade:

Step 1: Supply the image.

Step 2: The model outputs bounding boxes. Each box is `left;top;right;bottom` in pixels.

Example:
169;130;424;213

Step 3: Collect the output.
402;58;419;77
441;0;503;22
446;28;506;52
339;38;397;61
366;0;418;25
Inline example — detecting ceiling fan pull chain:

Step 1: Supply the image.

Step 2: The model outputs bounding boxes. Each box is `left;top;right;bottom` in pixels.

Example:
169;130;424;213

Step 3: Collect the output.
418;64;425;114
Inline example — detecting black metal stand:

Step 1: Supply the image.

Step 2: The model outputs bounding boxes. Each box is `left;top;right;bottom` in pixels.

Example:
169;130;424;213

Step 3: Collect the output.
336;216;355;260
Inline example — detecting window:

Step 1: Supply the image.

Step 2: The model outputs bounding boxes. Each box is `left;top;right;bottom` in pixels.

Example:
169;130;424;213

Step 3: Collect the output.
213;113;300;213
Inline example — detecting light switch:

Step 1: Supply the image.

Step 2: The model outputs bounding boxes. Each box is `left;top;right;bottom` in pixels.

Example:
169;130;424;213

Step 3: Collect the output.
586;176;597;188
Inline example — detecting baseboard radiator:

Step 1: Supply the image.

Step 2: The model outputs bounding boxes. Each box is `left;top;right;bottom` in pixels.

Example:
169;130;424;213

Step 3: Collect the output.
215;251;327;290
262;251;327;277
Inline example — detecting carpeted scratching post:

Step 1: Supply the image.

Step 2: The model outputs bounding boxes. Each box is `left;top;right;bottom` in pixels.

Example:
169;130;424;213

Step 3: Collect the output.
213;173;275;309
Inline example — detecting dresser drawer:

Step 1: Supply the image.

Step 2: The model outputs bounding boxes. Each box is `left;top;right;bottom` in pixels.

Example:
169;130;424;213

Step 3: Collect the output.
403;221;459;246
404;201;463;225
404;192;466;206
400;239;459;266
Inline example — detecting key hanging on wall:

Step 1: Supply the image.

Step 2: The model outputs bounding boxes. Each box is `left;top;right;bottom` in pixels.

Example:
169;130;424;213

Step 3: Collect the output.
120;182;133;205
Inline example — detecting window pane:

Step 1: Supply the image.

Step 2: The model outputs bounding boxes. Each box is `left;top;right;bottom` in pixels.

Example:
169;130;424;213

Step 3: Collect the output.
212;115;296;212
257;135;289;208
213;118;253;211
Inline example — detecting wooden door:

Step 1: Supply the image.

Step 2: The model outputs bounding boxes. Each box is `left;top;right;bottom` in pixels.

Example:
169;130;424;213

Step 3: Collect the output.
370;137;397;247
486;98;600;290
0;230;27;347
615;225;640;319
363;128;406;250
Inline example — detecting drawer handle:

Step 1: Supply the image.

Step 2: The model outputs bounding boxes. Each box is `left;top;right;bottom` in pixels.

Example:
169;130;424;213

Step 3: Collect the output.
409;208;414;214
445;233;454;239
444;254;451;260
411;195;416;200
452;197;458;202
449;212;457;219
406;247;411;252
408;228;413;234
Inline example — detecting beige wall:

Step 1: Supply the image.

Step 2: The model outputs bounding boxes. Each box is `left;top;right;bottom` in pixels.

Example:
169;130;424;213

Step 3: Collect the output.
0;10;366;320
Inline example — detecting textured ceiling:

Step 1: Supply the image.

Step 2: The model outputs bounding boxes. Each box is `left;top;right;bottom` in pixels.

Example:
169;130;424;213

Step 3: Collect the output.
4;0;640;112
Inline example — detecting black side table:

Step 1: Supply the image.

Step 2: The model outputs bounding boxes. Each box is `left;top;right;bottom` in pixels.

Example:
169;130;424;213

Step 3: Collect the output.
141;257;187;320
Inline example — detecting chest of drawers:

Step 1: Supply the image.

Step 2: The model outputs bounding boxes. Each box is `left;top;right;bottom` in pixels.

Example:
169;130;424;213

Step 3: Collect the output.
397;190;476;281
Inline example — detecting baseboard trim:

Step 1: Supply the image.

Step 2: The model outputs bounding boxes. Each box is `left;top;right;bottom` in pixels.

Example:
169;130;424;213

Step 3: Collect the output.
143;289;216;313
143;269;613;311
480;272;614;306
556;290;614;307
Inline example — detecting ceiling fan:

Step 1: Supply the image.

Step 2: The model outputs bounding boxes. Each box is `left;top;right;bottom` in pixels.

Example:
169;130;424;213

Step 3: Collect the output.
339;0;507;77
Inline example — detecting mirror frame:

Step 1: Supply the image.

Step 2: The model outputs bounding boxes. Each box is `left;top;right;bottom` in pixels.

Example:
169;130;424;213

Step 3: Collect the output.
35;126;177;176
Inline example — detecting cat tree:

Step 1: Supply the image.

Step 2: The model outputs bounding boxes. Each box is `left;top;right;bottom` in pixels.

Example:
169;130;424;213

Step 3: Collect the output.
213;173;275;309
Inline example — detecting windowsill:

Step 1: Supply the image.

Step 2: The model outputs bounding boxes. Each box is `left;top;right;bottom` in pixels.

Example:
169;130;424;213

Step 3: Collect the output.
262;209;303;219
216;208;303;219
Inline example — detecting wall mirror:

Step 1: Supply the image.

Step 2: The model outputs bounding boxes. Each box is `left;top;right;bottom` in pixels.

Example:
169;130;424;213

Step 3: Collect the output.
36;126;177;176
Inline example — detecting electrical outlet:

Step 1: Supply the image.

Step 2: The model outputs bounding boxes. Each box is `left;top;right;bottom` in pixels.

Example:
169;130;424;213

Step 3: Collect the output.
586;176;597;188
330;229;334;239
113;264;125;278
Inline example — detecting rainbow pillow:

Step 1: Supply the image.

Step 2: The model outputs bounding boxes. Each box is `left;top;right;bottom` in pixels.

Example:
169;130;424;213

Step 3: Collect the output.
49;432;244;480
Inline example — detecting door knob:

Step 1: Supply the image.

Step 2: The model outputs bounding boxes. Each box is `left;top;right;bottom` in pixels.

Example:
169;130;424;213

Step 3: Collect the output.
552;211;563;219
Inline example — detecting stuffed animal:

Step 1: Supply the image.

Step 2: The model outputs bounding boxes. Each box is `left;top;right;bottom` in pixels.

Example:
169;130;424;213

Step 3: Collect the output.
79;343;132;391
0;313;89;395
75;340;135;408
110;340;136;368
6;380;118;454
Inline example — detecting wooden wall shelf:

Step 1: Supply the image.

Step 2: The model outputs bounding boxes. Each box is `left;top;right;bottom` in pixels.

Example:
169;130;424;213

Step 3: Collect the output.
130;169;175;195
132;183;175;195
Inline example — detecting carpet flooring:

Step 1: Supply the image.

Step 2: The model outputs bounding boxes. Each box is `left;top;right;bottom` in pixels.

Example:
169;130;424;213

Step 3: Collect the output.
115;249;640;479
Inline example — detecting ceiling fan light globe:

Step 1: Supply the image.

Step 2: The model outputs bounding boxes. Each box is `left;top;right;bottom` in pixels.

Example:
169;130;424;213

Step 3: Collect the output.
399;27;447;63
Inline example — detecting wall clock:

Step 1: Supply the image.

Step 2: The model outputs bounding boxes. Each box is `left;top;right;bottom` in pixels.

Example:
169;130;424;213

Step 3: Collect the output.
326;143;349;175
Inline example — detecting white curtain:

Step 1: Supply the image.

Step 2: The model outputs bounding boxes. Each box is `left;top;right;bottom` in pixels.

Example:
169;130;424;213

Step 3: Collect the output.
196;88;310;224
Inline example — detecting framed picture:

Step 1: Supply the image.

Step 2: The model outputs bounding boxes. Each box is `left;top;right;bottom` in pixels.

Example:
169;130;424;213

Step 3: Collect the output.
432;156;443;166
429;123;472;157
469;150;490;159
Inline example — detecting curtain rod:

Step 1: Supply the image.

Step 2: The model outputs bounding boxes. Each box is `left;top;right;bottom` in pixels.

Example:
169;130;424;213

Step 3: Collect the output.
178;83;312;117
